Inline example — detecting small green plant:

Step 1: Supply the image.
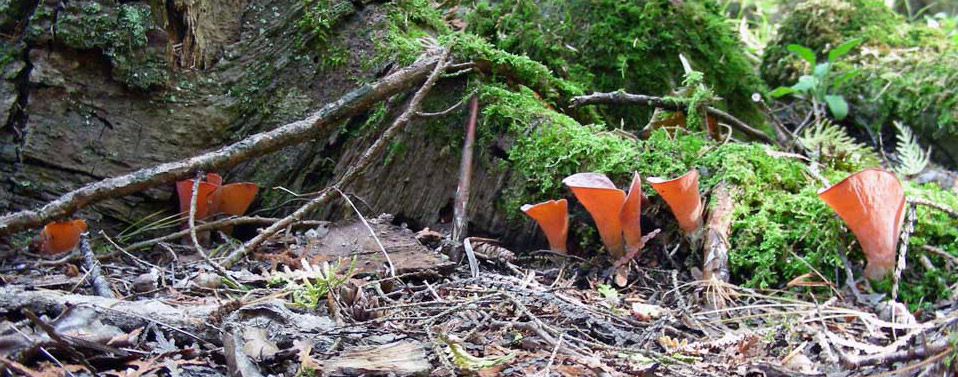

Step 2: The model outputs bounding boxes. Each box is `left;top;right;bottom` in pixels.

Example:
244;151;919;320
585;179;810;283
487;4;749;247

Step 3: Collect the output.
892;121;931;176
271;258;356;309
770;38;863;120
596;283;619;303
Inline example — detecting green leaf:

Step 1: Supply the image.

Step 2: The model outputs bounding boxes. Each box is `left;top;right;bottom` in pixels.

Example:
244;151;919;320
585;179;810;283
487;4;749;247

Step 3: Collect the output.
828;38;863;62
825;95;849;120
787;44;816;65
813;63;830;78
832;69;860;91
769;87;797;98
791;75;818;92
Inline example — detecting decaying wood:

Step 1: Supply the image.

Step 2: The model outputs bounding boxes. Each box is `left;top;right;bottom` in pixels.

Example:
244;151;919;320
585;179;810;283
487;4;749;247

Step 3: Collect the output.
323;341;430;376
702;182;735;283
0;286;221;345
569;91;778;145
0;54;443;237
221;49;451;268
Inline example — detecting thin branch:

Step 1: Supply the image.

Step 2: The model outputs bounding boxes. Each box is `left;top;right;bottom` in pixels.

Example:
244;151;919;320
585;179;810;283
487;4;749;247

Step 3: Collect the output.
0;54;443;237
334;187;395;278
415;89;478;118
79;233;113;298
892;203;917;301
569;91;778;146
220;49;452;268
907;197;958;220
187;172;241;288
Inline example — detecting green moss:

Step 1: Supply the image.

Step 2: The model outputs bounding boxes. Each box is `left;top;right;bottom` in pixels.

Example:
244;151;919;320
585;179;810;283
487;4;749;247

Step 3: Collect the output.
371;0;450;67
28;1;167;89
467;0;767;129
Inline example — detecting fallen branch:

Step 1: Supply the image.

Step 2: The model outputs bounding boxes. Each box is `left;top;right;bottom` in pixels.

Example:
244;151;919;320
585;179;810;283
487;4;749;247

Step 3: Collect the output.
0;54;443;237
80;233;113;298
569;91;777;146
220;49;452;268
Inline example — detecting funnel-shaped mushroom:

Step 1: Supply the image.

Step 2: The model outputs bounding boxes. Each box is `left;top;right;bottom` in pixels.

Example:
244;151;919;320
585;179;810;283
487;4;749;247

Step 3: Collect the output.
218;183;260;216
521;199;569;254
176;179;220;220
621;172;643;253
647;169;703;233
563;173;626;257
39;220;87;255
818;169;905;280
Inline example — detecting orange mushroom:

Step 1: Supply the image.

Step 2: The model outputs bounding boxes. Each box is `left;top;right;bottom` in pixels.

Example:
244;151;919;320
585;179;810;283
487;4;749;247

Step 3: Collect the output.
563;173;627;257
177;173;259;219
620;172;643;253
218;183;260;216
647;169;703;233
39;220;87;255
521;199;569;254
818;168;905;280
176;178;220;220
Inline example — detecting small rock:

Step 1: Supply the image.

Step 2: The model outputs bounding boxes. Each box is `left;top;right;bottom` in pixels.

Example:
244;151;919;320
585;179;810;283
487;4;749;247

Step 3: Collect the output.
133;269;160;292
192;272;222;289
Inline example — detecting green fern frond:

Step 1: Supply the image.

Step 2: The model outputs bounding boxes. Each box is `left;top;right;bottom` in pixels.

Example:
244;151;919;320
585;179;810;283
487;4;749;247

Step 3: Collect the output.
797;120;880;170
893;121;930;176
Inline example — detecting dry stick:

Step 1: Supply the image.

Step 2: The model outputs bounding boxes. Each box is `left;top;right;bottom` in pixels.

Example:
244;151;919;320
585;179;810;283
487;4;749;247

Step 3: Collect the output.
569;91;778;146
220;49;452;268
703;181;734;283
0;54;442;237
907;197;958;220
79;233;114;298
452;95;480;277
892;203;917;301
333;187;396;277
187;172;241;288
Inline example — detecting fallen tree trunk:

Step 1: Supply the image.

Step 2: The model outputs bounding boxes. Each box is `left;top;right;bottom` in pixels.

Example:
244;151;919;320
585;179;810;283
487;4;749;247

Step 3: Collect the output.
0;55;442;237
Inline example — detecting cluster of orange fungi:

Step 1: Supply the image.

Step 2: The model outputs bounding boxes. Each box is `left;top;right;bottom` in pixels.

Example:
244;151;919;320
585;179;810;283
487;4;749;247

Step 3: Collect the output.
175;173;259;220
523;167;906;282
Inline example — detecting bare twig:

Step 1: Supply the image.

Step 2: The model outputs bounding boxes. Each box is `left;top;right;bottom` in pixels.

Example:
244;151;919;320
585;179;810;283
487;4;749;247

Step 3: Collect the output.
892;203;917;301
334;187;396;278
188;172;241;288
415;89;478;118
452;95;480;273
79;233;113;298
0;54;443;237
569;91;778;145
221;49;451;268
908;197;958;220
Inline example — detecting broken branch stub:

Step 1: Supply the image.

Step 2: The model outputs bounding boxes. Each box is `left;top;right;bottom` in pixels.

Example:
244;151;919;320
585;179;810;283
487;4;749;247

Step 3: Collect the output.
818;168;906;280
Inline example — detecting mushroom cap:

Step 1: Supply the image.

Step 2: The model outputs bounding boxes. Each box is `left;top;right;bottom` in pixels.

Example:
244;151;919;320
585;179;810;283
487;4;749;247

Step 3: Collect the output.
176;179;220;220
818;168;905;280
521;199;569;253
563;173;626;256
218;183;260;216
647;169;704;233
620;172;643;253
40;220;87;255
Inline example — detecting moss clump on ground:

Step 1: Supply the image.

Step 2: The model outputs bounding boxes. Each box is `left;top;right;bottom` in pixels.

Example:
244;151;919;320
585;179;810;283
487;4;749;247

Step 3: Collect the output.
27;1;168;89
467;0;767;128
